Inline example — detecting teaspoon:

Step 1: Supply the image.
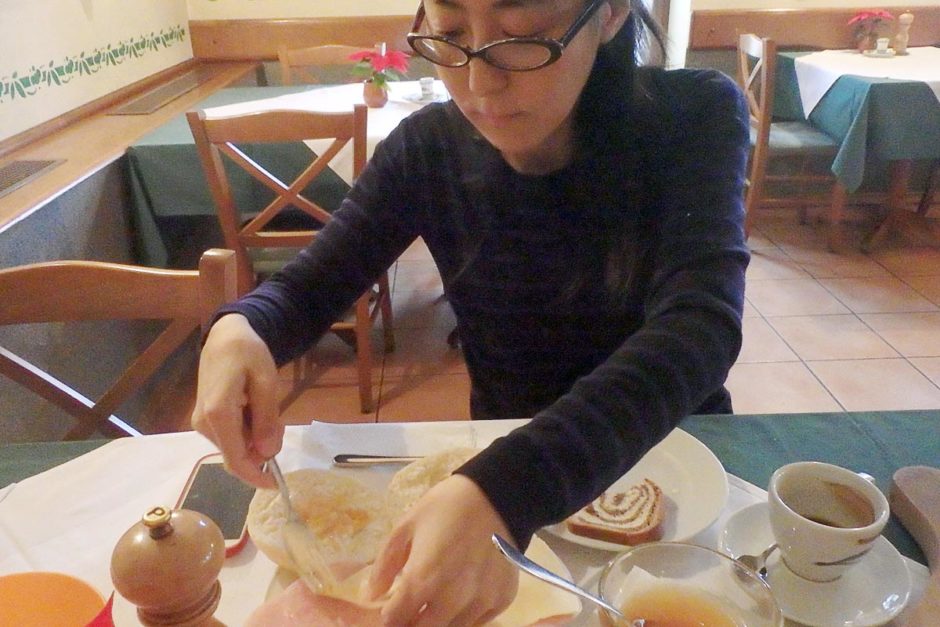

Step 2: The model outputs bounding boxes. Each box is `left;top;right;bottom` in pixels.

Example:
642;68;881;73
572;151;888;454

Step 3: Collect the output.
492;534;645;627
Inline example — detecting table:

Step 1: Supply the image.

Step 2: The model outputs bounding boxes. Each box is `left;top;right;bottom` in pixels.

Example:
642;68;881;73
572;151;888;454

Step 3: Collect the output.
126;81;443;267
1;412;935;625
775;48;940;249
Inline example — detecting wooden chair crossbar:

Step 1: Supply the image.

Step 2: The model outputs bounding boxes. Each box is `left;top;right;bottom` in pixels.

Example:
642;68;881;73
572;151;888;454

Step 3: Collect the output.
0;249;238;440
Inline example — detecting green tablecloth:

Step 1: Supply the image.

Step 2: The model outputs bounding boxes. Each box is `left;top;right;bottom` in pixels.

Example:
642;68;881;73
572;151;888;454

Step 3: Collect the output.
775;52;940;193
4;411;937;565
126;86;350;267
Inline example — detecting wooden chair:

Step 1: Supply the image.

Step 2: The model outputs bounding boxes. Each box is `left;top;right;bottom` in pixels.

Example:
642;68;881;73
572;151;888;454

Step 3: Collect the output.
278;44;362;85
0;249;238;440
737;34;849;250
186;106;394;413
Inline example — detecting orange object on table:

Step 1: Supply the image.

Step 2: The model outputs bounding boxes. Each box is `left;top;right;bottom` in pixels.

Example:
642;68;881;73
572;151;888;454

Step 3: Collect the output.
0;571;105;626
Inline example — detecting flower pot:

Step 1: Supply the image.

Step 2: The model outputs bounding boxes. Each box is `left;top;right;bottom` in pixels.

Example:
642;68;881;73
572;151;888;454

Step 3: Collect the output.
362;81;388;108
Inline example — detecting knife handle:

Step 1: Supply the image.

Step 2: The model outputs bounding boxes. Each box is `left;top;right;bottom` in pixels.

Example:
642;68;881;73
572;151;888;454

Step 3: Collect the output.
332;454;421;467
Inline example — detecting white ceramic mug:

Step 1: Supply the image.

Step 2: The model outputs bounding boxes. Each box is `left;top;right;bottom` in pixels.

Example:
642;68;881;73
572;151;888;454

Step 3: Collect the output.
768;462;889;582
876;37;890;53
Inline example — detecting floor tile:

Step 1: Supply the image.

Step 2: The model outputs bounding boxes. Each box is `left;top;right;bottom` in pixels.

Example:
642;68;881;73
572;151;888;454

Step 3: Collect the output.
818;277;938;314
746;279;851;317
278;381;377;425
910;357;940;388
394;259;443;292
767;315;899;361
785;248;891;279
377;372;472;422
746;248;811;280
902;275;940;306
742;299;760;318
725;362;842;414
807;359;940;411
868;247;940;278
859;312;940;357
390;288;457;330
382;327;467;377
736;317;798;363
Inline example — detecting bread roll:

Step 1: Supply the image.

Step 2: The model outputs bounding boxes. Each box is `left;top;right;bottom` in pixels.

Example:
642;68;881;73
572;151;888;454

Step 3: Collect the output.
247;469;389;571
385;447;479;524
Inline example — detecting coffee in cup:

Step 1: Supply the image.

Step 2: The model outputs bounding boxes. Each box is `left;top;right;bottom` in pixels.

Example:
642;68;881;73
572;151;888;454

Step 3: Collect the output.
768;462;888;582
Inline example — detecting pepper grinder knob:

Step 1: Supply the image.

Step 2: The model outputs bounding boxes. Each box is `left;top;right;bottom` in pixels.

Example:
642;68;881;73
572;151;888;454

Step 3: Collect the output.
111;506;225;626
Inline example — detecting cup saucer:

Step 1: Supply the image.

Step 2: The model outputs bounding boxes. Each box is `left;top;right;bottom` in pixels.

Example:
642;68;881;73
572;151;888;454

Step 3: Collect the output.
862;49;896;58
718;502;911;627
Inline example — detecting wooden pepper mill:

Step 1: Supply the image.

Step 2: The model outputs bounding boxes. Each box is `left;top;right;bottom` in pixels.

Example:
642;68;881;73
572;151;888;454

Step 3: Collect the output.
111;506;225;626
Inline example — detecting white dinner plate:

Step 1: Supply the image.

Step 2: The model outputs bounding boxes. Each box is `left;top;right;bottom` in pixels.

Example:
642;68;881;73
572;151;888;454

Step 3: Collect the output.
719;502;912;627
544;428;729;551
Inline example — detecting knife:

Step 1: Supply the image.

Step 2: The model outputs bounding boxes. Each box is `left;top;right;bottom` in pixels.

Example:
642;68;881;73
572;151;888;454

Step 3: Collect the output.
890;466;940;626
332;454;422;467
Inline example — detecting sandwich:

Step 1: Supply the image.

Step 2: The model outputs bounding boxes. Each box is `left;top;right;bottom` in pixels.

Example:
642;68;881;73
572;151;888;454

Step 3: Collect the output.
245;448;581;626
565;478;665;545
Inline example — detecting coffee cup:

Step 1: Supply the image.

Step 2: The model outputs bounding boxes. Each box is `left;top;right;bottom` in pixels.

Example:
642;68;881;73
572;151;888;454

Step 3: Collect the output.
768;462;888;582
419;77;435;99
876;37;890;53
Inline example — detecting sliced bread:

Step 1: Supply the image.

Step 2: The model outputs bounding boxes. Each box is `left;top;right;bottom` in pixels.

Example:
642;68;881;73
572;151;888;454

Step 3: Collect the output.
384;447;479;524
565;478;665;545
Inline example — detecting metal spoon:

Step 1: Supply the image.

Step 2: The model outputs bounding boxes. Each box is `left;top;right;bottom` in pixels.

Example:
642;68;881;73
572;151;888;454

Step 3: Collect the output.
735;543;778;581
266;457;338;594
492;534;644;627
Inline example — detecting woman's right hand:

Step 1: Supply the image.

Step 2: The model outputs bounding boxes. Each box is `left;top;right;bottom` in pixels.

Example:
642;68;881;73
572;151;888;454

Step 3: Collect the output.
191;313;282;488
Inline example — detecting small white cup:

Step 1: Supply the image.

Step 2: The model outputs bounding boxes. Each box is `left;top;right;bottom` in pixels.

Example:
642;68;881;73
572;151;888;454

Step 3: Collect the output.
876;37;890;53
768;462;889;582
419;77;435;99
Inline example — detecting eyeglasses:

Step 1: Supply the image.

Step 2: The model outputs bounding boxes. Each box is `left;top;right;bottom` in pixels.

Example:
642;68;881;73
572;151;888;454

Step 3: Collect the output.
407;0;606;72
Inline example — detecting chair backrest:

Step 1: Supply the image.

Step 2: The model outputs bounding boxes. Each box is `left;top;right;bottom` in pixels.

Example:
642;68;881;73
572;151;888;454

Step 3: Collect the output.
187;106;367;294
278;44;362;85
0;248;238;440
737;33;777;151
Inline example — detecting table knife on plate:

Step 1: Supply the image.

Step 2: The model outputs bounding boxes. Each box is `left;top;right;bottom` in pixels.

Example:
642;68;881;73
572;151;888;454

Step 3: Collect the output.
332;454;422;467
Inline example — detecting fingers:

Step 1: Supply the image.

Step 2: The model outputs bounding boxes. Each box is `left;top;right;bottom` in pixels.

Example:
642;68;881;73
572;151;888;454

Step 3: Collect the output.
190;314;279;489
368;524;412;600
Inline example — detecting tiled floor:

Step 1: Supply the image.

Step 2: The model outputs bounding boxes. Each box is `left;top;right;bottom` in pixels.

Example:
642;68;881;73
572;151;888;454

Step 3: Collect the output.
274;208;940;427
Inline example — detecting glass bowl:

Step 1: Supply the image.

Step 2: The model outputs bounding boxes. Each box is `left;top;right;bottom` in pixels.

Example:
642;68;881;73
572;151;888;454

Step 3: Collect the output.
597;542;782;627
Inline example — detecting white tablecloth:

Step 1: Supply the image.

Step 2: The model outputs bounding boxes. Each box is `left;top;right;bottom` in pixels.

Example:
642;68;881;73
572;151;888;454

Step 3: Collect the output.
793;46;940;117
0;421;928;626
201;80;449;184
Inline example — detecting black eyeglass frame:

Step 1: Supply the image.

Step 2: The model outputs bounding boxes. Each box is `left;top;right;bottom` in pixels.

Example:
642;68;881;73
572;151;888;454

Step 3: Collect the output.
406;0;607;72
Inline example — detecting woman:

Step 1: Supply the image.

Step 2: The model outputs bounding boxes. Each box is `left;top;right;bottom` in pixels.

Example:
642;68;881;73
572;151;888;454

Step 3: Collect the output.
192;0;750;624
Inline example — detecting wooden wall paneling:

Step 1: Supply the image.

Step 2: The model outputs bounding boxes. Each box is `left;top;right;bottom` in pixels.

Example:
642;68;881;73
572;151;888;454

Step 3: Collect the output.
690;6;940;50
190;17;415;61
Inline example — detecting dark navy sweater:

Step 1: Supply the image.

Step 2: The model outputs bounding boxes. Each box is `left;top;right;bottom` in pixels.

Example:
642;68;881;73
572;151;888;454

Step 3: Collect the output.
221;68;751;547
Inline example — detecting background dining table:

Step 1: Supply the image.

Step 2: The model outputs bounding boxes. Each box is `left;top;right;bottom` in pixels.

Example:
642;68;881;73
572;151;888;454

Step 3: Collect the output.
774;47;940;248
0;410;936;625
126;80;446;267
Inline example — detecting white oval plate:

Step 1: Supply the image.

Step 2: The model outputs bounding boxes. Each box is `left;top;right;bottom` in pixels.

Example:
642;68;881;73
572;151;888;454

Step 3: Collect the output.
544;428;729;551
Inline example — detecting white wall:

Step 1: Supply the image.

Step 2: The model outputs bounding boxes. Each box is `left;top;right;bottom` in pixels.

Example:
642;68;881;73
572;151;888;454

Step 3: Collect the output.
0;0;190;143
186;0;416;20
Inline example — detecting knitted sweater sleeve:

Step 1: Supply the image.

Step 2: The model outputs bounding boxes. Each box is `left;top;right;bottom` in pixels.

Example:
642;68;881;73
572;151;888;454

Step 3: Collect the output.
455;70;751;548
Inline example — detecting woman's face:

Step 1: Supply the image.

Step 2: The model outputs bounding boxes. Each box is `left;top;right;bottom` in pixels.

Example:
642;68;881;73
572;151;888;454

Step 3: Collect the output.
424;0;626;174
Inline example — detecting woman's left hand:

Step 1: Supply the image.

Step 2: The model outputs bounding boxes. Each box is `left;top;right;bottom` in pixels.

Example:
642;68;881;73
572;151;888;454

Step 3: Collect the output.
368;474;520;626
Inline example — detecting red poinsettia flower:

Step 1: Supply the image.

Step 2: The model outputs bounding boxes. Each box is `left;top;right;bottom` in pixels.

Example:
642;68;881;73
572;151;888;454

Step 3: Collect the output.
349;46;410;90
847;9;894;26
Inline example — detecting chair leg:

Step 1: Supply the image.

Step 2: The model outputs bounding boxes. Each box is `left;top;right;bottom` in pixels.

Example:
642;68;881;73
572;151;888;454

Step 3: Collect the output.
917;160;939;217
378;273;395;353
827;182;849;253
354;293;375;413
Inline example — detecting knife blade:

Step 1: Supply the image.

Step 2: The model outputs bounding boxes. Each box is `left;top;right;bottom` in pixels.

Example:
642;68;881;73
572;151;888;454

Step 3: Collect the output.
890;465;940;626
332;454;422;467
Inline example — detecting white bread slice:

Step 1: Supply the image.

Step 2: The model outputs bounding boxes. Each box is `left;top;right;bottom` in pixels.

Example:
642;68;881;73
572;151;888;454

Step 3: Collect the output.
384;447;479;524
565;478;664;545
247;469;390;572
